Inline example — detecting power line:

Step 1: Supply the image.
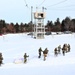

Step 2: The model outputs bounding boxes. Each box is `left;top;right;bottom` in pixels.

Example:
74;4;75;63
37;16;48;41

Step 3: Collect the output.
56;4;75;8
47;8;75;11
47;0;67;8
45;0;75;11
47;3;75;11
37;0;46;8
24;0;28;8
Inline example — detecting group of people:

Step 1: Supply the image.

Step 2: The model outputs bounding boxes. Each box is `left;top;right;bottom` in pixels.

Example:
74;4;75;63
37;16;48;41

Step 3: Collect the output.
54;44;71;56
23;47;49;64
38;43;71;62
0;52;29;66
23;47;49;63
23;43;71;63
0;44;71;66
38;47;49;61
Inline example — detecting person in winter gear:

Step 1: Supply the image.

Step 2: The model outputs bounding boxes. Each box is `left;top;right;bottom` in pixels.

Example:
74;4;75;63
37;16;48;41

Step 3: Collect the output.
24;53;29;63
38;47;43;58
43;48;49;61
54;48;58;56
58;45;61;54
63;44;68;53
62;47;65;56
0;53;3;66
67;44;70;52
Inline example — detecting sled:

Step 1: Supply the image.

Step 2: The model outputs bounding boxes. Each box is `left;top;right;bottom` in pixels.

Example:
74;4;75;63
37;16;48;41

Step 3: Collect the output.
14;58;24;64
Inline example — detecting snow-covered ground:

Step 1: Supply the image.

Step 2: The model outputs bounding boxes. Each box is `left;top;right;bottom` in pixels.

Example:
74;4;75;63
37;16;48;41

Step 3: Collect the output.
0;33;75;75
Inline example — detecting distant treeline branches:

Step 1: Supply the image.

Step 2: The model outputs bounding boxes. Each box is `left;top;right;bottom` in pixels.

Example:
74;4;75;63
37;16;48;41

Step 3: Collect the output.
0;16;75;34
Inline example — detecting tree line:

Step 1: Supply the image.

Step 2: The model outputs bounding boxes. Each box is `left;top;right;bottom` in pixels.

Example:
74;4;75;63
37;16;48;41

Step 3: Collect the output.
0;16;75;35
46;17;75;32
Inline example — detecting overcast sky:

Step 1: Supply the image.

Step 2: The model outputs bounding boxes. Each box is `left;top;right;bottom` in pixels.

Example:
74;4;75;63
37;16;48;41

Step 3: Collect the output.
0;0;75;24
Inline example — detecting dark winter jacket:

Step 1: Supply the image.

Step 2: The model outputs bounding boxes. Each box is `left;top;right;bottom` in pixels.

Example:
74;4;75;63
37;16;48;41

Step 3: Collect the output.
24;53;29;59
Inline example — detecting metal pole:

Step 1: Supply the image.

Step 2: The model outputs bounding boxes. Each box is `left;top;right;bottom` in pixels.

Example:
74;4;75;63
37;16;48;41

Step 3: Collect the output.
31;6;33;37
31;6;33;23
42;7;45;38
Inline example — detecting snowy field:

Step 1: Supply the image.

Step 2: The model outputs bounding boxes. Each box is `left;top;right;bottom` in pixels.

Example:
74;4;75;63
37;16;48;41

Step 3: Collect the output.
0;33;75;75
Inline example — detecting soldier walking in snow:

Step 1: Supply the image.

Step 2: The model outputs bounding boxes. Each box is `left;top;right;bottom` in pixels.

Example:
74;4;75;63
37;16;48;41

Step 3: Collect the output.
54;48;58;56
0;53;3;66
24;53;29;63
38;47;43;58
62;47;65;56
58;45;61;54
63;44;68;53
67;44;70;52
43;48;49;61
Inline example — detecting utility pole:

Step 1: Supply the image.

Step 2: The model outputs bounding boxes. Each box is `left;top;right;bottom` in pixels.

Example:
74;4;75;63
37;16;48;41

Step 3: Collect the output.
31;6;33;23
31;6;33;37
